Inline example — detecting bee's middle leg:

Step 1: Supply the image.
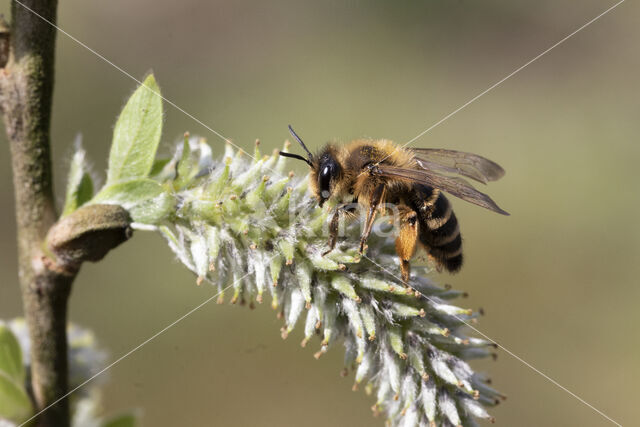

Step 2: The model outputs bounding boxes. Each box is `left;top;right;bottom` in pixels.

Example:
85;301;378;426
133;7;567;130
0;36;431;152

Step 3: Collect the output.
359;184;385;254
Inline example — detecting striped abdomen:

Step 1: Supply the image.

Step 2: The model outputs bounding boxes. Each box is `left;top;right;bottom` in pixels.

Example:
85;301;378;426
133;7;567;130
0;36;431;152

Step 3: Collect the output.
409;184;463;272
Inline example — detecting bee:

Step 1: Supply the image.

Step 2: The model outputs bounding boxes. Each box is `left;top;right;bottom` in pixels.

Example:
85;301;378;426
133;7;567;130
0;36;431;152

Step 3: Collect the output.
279;126;508;283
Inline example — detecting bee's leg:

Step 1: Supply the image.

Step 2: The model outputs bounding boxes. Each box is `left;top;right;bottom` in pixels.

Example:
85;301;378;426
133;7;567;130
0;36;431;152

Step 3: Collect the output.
322;206;343;256
322;204;357;256
359;184;385;254
395;210;419;283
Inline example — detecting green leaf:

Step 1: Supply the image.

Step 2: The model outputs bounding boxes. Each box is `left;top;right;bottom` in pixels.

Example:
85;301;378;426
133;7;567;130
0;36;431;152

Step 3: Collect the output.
101;413;137;427
107;74;163;185
0;372;32;423
92;179;174;224
174;135;195;190
63;144;94;216
149;158;172;178
0;325;24;385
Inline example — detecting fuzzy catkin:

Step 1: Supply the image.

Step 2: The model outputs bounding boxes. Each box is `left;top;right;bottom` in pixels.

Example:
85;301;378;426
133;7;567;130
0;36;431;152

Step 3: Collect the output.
150;137;503;426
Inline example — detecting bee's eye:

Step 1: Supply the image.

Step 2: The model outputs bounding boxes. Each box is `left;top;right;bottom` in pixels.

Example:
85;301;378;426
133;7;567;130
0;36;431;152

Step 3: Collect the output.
318;164;333;200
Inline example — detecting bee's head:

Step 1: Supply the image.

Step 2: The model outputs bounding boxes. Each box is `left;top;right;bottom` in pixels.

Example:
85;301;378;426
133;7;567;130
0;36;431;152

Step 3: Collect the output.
279;125;342;207
311;147;342;207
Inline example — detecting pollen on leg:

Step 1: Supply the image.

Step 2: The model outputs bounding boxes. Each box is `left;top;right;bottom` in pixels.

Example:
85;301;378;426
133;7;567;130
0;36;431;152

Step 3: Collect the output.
395;210;419;283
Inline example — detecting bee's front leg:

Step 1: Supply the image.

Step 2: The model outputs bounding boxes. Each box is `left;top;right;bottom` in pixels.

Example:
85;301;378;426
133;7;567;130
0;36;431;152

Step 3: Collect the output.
322;207;342;256
323;203;354;256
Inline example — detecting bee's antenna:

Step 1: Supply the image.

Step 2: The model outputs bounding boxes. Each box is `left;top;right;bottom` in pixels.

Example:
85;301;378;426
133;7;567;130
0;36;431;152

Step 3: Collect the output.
279;151;312;166
287;125;314;162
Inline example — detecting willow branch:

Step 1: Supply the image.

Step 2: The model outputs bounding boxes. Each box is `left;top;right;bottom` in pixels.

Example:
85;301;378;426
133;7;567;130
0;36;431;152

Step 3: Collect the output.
0;2;65;426
0;2;130;426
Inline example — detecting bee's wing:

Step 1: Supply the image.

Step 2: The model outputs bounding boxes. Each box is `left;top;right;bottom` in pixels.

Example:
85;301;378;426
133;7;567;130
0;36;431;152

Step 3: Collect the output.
411;148;505;184
375;165;509;215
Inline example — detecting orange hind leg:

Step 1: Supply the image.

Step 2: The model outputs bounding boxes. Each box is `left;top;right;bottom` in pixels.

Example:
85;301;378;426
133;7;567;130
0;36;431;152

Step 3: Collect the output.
395;210;419;283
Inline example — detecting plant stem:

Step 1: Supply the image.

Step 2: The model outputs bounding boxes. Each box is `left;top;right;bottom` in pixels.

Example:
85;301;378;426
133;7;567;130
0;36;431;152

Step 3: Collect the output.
0;1;70;426
0;3;132;425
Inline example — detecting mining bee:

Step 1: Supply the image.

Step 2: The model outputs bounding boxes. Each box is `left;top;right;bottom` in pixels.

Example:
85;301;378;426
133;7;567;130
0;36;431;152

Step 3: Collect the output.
279;126;508;282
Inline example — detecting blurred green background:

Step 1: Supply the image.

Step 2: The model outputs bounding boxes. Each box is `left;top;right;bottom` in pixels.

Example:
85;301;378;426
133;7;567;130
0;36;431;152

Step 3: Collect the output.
1;0;638;426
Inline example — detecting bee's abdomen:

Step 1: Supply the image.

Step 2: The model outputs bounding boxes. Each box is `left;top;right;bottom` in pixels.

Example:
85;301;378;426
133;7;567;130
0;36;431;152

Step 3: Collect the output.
409;185;463;273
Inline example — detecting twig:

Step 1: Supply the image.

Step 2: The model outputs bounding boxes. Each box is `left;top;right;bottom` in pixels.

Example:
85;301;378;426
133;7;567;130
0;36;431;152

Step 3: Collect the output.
0;2;131;426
